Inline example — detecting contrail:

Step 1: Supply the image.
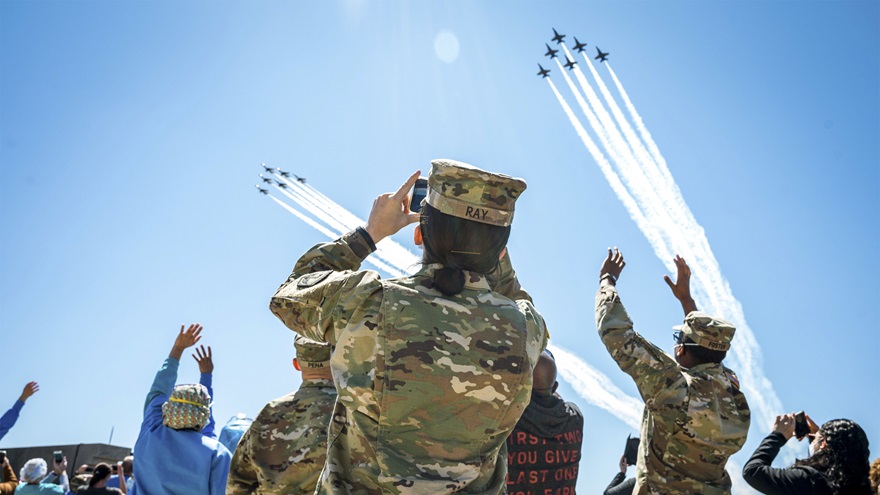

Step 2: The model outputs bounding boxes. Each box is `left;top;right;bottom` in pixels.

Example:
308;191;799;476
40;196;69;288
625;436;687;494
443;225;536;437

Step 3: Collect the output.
547;78;669;254
268;192;407;278
549;344;643;429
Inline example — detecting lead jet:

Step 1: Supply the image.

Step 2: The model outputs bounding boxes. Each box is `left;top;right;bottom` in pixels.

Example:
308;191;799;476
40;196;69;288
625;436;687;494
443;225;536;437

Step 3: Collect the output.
544;43;559;59
594;47;610;63
276;168;291;178
293;174;307;184
261;163;274;173
259;174;272;183
274;179;288;189
551;28;565;44
573;37;587;53
256;185;268;194
536;64;550;78
564;56;577;70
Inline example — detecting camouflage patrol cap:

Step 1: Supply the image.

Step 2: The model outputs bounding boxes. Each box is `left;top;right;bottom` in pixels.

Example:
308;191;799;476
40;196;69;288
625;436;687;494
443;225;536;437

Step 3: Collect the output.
674;311;736;352
162;383;211;431
294;335;331;368
426;159;527;227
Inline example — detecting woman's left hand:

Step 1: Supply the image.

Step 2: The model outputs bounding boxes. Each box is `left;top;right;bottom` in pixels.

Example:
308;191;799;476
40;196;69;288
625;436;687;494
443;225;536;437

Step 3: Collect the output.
364;171;422;243
773;413;797;440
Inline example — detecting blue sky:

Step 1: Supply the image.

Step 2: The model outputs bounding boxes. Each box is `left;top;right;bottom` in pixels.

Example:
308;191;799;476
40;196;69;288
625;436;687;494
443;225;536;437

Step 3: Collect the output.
1;1;877;493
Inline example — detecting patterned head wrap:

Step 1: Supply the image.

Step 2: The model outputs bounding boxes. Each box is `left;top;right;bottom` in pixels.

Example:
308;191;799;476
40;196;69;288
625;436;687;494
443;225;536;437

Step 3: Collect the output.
162;383;211;430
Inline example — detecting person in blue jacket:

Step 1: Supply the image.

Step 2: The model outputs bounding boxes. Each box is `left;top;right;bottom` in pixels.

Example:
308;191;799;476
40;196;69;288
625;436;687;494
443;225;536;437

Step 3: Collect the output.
129;324;231;495
0;382;39;443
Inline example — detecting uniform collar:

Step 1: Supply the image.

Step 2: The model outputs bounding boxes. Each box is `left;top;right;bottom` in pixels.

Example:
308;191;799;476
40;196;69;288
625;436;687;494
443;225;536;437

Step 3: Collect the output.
415;263;492;291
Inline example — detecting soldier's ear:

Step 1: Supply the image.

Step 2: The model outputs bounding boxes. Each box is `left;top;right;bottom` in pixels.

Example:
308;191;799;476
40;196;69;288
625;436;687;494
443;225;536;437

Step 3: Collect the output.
551;381;559;394
293;358;301;371
413;225;423;246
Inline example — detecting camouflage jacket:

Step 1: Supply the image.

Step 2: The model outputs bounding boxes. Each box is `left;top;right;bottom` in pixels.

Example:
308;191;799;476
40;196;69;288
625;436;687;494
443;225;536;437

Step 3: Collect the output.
226;378;337;495
595;284;750;495
270;229;548;495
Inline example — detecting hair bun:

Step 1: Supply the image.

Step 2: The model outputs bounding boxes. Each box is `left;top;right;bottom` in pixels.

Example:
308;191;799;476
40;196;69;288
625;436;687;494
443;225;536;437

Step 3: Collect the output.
433;266;466;296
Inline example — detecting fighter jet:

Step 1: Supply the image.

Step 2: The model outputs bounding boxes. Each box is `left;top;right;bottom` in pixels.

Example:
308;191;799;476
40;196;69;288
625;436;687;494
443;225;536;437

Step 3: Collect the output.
256;185;268;194
573;37;587;53
544;43;559;59
564;56;577;70
274;179;288;189
259;174;272;183
293;174;307;184
276;168;291;178
594;47;610;63
260;163;274;173
551;28;565;44
536;64;551;78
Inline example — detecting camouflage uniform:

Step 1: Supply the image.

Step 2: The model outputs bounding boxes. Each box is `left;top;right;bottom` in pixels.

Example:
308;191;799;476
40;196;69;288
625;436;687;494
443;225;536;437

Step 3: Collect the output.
595;284;750;495
226;337;337;495
270;159;548;495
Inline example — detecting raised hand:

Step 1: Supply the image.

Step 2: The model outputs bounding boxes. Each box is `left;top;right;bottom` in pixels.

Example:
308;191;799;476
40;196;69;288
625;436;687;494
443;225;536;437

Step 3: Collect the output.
170;324;203;359
192;345;214;374
364;170;422;243
618;454;627;474
599;247;626;284
19;381;39;402
664;255;697;315
773;413;797;440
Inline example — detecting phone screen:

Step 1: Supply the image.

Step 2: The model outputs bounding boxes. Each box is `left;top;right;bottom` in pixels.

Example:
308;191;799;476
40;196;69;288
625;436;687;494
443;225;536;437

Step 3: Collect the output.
410;178;428;213
794;411;808;440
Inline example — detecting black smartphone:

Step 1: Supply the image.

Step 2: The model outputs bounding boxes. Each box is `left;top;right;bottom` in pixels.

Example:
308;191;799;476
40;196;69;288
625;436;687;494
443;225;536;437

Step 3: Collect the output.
795;411;809;440
54;450;63;463
410;178;428;213
0;450;6;464
624;434;640;466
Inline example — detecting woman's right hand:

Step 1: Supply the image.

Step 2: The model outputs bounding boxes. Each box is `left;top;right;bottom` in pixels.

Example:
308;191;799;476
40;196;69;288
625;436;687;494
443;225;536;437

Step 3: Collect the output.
364;171;421;243
618;454;627;474
773;413;797;440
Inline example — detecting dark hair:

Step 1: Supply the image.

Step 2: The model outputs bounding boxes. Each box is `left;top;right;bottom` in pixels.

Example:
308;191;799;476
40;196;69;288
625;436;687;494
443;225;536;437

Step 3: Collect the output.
795;419;871;495
89;463;112;487
681;336;727;364
420;204;511;296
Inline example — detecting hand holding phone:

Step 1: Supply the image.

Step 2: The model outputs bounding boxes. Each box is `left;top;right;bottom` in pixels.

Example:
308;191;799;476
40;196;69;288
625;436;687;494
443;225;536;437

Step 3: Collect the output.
410;178;428;213
795;411;809;440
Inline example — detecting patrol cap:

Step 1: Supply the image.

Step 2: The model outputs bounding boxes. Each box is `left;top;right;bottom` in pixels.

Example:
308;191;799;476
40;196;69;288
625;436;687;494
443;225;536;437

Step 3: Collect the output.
162;383;211;431
426;159;527;227
674;311;736;352
294;335;331;369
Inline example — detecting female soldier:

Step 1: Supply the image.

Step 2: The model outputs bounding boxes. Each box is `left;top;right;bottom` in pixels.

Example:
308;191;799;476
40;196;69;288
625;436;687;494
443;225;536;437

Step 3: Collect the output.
270;159;548;494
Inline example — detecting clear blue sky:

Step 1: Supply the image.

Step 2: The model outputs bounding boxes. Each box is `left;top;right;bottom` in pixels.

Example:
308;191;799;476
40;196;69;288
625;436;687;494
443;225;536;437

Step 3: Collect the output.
1;2;877;494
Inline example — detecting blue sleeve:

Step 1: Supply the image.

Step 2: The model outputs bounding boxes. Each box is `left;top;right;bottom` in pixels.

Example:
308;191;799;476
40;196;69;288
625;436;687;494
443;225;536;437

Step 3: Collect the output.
209;448;232;495
0;400;24;441
200;372;216;438
142;358;179;429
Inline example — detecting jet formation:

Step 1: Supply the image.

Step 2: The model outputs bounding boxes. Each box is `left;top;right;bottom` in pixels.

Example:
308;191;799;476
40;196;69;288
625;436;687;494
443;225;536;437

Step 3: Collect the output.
254;163;307;195
537;28;610;78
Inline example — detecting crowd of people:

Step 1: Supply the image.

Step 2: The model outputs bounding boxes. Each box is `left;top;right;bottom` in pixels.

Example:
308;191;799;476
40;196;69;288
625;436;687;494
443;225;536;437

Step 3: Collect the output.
2;159;879;494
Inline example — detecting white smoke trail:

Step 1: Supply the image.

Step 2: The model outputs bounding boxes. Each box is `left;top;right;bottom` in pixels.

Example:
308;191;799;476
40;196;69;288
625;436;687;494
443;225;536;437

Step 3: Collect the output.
268;192;406;278
549;70;673;260
272;173;420;274
549;344;643;429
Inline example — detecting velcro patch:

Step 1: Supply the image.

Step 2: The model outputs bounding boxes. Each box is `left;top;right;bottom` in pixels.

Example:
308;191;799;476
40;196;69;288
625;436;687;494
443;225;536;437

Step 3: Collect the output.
297;271;332;288
725;370;741;390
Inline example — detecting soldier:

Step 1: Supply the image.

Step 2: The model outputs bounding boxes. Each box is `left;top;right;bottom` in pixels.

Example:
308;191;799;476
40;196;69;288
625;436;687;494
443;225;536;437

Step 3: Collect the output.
270;159;548;494
595;249;750;495
226;336;337;495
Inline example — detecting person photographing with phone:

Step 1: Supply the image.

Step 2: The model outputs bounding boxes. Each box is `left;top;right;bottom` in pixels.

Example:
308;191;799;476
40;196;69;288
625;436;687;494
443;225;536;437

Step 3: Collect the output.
271;159;548;494
742;412;872;494
596;249;750;495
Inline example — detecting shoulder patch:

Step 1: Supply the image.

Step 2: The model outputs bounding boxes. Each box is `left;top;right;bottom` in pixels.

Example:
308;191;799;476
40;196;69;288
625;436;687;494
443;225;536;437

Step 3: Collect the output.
725;369;741;390
297;271;332;288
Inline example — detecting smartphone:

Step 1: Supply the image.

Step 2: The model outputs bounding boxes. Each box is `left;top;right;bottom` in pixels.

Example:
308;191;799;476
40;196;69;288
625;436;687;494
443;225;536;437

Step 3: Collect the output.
54;450;63;463
624;434;640;466
410;178;428;213
0;450;6;464
794;411;809;440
